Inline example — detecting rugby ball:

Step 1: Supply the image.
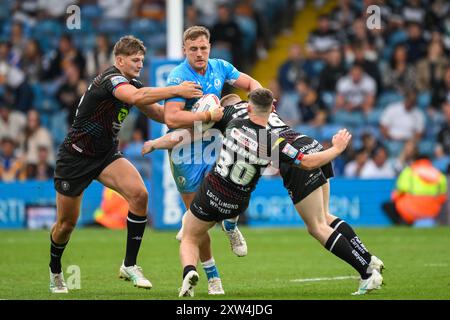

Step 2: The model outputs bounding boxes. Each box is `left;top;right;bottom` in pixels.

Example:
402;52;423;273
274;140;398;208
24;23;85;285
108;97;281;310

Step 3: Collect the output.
192;94;220;131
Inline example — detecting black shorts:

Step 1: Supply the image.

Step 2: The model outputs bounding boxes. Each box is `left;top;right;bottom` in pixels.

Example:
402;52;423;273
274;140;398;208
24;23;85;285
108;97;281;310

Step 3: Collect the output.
190;177;250;222
54;146;123;197
279;136;334;205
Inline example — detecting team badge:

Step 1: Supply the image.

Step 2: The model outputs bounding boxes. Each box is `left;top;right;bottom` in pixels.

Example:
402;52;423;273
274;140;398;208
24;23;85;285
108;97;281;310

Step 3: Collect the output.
110;75;128;87
177;176;186;187
282;143;298;159
61;181;70;191
214;78;221;90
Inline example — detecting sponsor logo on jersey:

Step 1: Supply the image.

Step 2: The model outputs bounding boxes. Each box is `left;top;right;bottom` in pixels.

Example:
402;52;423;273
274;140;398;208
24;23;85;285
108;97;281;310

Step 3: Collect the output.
282;143;299;159
230;128;258;152
118;108;129;123
110;75;128;87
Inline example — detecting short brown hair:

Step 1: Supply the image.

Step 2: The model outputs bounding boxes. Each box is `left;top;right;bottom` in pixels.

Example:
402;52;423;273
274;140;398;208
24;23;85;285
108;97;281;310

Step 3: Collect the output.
113;35;146;57
248;88;274;112
183;26;210;44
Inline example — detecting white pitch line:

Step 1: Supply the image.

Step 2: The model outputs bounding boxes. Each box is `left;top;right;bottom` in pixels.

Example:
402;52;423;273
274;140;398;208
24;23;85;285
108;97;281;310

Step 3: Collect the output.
290;276;360;283
424;263;448;267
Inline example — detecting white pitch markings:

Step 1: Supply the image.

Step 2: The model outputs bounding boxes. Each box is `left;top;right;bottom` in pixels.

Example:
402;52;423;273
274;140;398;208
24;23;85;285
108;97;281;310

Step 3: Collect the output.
424;263;448;267
290;276;360;283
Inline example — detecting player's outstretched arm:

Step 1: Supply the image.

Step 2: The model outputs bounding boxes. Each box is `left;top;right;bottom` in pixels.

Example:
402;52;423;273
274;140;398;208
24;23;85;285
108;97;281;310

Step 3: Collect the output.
141;129;195;155
298;129;352;170
114;81;203;106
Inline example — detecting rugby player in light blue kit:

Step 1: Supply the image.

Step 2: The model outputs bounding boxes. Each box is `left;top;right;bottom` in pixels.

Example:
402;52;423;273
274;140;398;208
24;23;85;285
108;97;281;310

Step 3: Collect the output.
164;26;261;294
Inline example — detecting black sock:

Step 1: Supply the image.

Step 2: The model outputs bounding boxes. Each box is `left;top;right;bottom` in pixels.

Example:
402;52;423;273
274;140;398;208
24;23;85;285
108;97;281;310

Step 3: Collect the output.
183;265;197;279
330;218;372;263
49;235;68;274
124;212;147;267
325;230;370;279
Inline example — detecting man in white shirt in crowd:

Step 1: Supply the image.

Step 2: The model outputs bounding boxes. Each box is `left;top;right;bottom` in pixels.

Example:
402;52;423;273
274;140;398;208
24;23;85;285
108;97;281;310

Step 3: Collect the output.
335;62;376;114
380;89;425;142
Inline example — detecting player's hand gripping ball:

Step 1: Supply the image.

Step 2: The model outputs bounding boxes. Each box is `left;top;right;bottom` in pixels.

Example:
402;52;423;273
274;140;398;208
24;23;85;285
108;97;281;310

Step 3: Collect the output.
192;93;221;132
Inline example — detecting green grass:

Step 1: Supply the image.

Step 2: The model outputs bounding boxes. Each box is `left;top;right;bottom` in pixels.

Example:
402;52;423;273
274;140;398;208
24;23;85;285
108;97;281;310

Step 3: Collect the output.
1;227;450;300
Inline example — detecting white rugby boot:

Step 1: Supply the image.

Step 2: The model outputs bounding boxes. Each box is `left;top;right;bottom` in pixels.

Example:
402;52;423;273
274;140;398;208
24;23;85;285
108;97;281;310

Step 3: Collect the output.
208;277;225;295
119;263;152;289
221;221;247;257
49;268;69;293
351;269;383;295
179;270;199;297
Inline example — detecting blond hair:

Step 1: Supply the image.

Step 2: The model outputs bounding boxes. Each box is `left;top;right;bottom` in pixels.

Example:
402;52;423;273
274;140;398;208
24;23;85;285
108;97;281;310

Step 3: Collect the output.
183;26;210;44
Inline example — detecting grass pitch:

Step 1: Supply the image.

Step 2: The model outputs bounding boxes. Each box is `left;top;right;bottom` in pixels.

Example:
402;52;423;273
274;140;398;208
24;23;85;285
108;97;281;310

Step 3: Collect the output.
1;226;449;300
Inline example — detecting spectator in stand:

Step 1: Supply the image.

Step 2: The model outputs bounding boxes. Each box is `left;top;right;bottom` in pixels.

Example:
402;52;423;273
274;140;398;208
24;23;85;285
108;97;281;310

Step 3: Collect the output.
425;0;449;34
360;145;395;179
344;18;377;59
381;43;416;93
295;77;327;127
0;102;26;142
39;0;78;19
185;5;201;29
0;136;26;182
277;43;306;93
344;147;369;178
20;109;55;166
416;40;449;92
329;0;359;31
335;62;377;114
380;89;425;142
135;0;165;20
19;39;44;83
402;0;427;25
0;41;33;113
306;14;340;60
347;42;381;95
437;102;450;155
361;131;381;156
86;34;113;79
98;0;133;19
210;4;243;69
43;34;86;81
404;21;428;64
318;46;346;95
26;145;54;181
56;63;86;125
9;22;27;66
430;66;450;111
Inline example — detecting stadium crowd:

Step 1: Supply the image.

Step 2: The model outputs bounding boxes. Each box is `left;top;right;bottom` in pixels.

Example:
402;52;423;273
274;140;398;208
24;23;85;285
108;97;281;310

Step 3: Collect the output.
0;0;450;183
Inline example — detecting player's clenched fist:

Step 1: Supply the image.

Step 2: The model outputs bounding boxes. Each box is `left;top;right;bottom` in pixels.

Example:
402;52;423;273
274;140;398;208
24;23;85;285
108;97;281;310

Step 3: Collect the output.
332;128;352;153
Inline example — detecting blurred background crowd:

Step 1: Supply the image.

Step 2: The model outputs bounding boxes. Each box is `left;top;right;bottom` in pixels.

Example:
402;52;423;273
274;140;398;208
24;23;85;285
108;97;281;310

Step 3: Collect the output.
0;0;449;184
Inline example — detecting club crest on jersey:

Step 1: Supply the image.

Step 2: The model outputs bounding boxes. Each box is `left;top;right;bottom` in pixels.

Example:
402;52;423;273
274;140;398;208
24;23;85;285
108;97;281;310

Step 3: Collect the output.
282;143;299;159
118;108;128;122
111;75;128;87
230;128;258;152
214;78;221;89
